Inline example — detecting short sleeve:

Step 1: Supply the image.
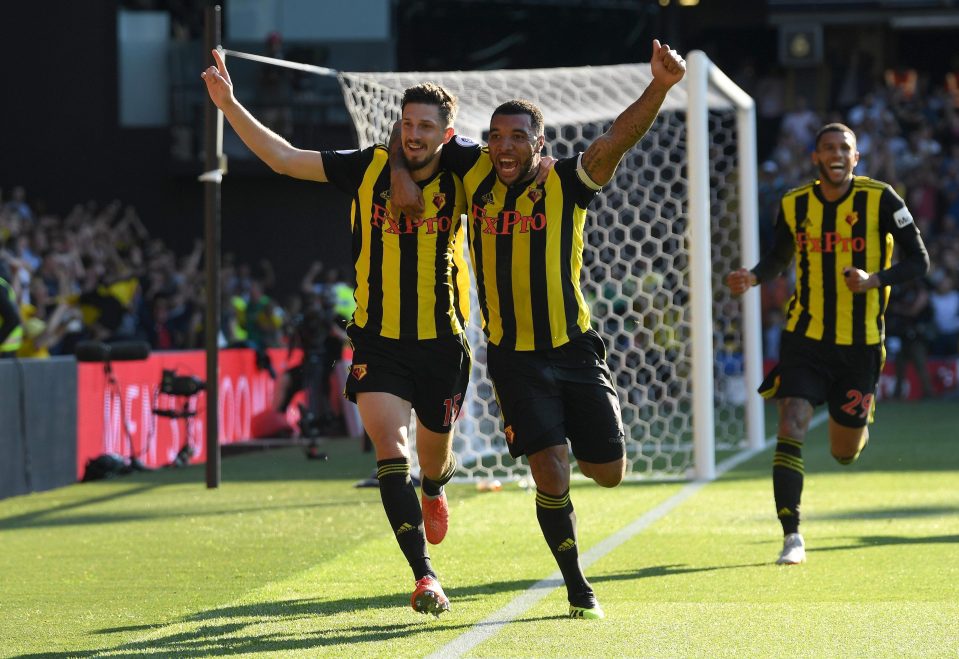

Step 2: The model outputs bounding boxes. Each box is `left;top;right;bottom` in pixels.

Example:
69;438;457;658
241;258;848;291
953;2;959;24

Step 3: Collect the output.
553;154;601;207
320;146;376;193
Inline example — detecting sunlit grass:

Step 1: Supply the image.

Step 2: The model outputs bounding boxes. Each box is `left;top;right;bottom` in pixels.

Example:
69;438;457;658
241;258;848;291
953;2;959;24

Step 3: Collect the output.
1;400;957;657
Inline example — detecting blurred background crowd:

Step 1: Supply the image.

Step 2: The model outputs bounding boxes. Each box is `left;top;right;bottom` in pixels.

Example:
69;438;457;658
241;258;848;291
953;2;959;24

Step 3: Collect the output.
0;193;354;362
2;1;958;405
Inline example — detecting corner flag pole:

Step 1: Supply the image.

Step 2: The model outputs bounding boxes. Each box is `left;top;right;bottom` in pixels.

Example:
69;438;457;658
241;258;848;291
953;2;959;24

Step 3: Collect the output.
202;3;223;488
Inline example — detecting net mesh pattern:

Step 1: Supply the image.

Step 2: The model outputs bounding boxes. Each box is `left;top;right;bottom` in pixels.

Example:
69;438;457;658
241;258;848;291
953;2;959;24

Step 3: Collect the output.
336;64;747;480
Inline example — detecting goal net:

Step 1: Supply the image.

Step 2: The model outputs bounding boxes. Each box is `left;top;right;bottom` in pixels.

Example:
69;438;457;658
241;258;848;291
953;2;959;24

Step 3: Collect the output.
335;55;762;481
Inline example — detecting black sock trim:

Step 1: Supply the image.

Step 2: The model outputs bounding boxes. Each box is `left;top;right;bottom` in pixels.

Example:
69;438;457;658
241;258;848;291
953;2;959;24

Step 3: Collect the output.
422;457;456;497
377;458;410;481
535;488;571;510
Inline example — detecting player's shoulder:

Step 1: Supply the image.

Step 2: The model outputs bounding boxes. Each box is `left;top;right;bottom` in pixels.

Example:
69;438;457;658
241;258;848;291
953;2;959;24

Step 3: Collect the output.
783;181;816;200
550;153;586;182
355;144;387;170
852;175;892;192
450;134;486;152
325;144;374;164
855;176;907;208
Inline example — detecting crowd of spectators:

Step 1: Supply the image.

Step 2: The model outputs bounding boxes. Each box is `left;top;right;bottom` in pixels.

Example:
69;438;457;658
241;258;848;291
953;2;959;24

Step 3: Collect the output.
4;64;959;406
0;187;352;363
739;67;959;391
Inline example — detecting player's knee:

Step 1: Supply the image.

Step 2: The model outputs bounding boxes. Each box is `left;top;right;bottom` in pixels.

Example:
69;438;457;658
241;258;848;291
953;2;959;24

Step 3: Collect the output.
828;423;868;466
580;459;625;488
527;446;571;492
592;472;623;488
830;437;867;465
831;451;859;466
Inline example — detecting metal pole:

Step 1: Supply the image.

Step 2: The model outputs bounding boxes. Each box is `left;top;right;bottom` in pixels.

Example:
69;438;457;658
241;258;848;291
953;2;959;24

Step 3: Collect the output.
736;104;765;451
202;4;222;488
706;61;766;451
686;51;717;482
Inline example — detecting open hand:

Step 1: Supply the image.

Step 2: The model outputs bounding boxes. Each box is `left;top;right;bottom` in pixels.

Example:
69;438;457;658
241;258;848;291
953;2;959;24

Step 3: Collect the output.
200;48;234;109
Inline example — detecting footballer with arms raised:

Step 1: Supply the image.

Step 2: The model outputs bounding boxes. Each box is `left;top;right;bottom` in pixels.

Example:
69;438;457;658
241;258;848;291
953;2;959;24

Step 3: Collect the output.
390;39;687;619
204;50;469;617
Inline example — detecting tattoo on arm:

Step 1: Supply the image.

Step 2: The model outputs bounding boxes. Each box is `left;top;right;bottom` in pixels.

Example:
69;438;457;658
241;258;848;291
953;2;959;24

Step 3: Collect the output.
582;85;666;186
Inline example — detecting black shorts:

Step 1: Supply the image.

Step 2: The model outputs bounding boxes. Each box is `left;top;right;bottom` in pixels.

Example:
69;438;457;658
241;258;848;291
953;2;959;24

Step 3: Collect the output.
486;329;626;463
759;332;884;428
344;325;471;433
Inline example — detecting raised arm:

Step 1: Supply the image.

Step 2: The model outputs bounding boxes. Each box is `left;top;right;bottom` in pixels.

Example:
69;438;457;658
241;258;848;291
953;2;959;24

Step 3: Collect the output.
581;39;686;187
201;49;327;182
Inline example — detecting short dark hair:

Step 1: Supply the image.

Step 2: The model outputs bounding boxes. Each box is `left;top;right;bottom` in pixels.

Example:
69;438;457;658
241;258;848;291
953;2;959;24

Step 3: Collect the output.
815;122;856;149
401;83;458;127
492;99;544;138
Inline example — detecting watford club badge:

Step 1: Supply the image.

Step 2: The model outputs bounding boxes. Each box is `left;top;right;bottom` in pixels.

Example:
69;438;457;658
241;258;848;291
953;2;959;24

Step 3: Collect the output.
844;211;859;227
481;192;495;206
527;188;543;203
379;189;391;202
432;192;446;209
351;364;368;381
504;425;515;444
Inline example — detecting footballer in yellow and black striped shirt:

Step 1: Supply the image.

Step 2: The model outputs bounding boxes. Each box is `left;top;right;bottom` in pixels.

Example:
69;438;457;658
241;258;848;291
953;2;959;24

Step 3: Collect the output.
390;38;688;620
726;122;929;566
204;53;468;614
320;145;469;341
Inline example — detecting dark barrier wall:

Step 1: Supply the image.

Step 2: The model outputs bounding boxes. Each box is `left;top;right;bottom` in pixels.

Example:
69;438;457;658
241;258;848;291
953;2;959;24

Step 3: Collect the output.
0;358;78;500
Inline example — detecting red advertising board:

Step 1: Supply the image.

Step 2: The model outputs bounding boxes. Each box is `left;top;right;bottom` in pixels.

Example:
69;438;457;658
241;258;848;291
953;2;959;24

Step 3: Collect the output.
76;348;301;478
876;356;959;400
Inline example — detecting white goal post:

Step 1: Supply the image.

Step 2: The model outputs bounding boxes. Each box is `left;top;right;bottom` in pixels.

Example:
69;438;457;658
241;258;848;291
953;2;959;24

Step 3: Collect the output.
328;51;765;482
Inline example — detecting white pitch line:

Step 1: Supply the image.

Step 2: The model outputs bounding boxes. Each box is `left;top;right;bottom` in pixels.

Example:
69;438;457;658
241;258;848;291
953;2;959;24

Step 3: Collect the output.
428;411;828;658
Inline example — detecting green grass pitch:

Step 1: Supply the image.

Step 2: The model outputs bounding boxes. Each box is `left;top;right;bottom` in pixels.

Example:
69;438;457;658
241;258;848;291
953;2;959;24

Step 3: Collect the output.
1;400;957;657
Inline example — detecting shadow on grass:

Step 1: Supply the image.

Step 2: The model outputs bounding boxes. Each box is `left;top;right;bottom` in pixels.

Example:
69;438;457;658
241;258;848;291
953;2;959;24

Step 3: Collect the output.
814;504;959;520
589;563;769;583
0;445;381;532
15;577;568;658
15;562;784;657
0;495;373;533
813;533;959;554
0;483;163;531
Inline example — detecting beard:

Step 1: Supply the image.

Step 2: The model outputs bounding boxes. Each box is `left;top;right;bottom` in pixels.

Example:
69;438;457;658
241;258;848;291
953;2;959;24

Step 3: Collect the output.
404;147;438;174
496;153;537;184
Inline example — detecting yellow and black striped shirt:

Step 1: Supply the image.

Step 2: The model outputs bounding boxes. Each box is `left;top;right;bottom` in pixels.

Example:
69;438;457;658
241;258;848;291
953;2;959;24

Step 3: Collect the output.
753;176;929;346
442;137;600;351
322;145;469;340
